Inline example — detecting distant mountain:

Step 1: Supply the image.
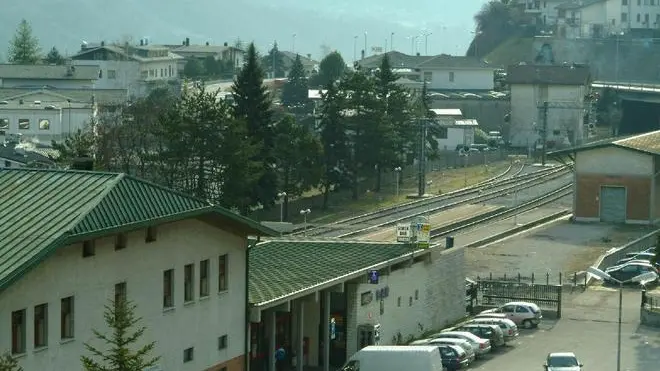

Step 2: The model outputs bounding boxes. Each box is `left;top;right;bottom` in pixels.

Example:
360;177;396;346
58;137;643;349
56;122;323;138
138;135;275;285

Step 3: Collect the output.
2;0;485;61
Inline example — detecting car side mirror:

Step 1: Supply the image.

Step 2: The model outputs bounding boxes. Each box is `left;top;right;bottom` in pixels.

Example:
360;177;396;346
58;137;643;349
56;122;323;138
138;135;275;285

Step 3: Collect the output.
579;364;583;367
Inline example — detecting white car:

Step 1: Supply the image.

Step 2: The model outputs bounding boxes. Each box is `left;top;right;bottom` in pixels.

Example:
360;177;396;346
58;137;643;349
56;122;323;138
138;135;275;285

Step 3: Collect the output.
543;352;583;371
480;301;542;328
429;331;491;358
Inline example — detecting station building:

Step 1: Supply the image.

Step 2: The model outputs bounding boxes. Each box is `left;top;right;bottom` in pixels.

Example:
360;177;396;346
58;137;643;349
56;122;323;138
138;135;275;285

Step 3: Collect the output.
247;239;466;371
550;130;660;224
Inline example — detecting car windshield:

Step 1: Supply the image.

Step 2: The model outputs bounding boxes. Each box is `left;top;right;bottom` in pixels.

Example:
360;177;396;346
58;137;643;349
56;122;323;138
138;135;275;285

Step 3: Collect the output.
548;356;578;367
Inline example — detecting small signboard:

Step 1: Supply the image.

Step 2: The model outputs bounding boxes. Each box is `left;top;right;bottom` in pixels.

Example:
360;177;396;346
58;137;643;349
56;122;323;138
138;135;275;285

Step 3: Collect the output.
371;46;384;53
415;223;431;248
396;223;412;242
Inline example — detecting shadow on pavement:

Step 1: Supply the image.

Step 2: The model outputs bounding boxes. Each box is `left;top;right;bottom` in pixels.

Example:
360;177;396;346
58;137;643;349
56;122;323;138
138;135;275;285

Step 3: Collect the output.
633;324;660;371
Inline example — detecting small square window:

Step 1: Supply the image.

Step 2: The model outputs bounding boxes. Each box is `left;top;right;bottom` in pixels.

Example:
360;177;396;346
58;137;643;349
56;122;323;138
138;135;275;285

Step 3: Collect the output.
18;118;29;130
414;290;419;300
183;347;194;362
397;297;401;307
38;119;50;130
0;118;8;130
115;234;127;250
218;335;228;350
146;226;157;243
409;297;413;306
82;240;95;257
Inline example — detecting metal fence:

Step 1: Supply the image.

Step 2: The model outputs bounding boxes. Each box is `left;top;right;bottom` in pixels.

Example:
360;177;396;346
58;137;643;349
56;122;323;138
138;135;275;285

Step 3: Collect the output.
643;291;660;311
596;230;660;271
475;279;563;318
475;271;588;288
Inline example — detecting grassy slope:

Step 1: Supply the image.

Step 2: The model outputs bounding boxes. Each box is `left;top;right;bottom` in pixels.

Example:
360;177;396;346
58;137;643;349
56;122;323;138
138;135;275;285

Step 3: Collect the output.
483;37;534;68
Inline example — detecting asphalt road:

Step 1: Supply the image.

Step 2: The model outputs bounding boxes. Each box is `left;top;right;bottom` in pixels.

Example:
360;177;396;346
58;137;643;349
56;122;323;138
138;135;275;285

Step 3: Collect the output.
467;287;660;371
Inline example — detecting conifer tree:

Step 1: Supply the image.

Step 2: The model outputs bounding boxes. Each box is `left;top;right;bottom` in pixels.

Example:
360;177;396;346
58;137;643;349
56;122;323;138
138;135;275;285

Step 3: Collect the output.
0;352;22;371
281;54;309;107
8;19;40;64
81;298;160;371
44;46;65;65
232;42;278;212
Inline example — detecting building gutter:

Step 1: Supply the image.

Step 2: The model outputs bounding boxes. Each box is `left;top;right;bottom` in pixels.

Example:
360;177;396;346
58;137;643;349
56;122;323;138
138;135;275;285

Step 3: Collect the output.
245;235;260;371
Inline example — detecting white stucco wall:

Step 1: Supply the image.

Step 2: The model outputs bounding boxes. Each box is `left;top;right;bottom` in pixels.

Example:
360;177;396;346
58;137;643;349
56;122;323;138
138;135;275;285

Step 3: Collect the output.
0;219;247;371
140;60;179;82
424;69;493;90
0;78;96;90
0;106;94;142
576;146;653;176
435;127;474;151
345;247;465;357
73;60;141;92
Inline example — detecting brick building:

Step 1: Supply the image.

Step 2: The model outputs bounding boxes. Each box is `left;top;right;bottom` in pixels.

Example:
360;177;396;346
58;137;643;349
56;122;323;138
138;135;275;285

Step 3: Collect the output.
550;130;660;224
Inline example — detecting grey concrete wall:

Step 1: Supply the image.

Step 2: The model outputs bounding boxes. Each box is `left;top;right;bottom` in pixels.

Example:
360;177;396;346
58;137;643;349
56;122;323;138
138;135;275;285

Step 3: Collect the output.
640;307;660;327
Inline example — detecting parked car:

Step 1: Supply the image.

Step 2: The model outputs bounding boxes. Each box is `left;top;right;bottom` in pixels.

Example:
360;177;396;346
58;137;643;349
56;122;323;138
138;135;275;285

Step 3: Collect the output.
543;352;583;370
452;324;505;347
429;331;491;358
435;344;470;370
467;317;519;343
340;345;446;371
604;261;659;284
414;338;476;363
617;252;656;265
479;301;542;328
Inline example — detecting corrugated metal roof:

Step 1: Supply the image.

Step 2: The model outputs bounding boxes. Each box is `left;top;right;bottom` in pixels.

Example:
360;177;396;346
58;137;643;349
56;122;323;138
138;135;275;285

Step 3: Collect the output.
249;240;420;305
430;108;463;116
0;168;276;292
548;130;660;157
0;64;100;81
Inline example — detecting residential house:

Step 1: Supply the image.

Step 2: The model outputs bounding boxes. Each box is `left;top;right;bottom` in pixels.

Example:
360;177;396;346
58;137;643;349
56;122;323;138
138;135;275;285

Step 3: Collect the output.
171;40;245;74
507;63;591;148
0;140;55;168
521;0;566;26
0;90;100;142
71;41;183;97
358;51;495;91
279;51;319;76
0;64;99;90
429;109;478;150
0;168;275;371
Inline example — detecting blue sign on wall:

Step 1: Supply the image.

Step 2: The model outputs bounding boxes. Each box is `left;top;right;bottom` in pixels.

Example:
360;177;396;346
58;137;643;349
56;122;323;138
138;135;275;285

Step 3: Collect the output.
330;318;336;340
368;270;379;284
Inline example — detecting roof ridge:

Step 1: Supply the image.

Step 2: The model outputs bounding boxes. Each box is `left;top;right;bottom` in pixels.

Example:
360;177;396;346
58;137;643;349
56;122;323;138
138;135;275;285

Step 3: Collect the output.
123;173;212;207
63;173;126;236
613;130;660;145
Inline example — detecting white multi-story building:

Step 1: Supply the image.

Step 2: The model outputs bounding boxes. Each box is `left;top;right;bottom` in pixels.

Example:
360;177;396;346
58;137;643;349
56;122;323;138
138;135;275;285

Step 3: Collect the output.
0;168;275;371
507;64;591;148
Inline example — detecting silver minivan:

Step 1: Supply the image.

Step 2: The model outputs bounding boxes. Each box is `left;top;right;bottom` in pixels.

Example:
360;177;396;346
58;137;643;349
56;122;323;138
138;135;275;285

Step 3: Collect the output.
467;317;519;343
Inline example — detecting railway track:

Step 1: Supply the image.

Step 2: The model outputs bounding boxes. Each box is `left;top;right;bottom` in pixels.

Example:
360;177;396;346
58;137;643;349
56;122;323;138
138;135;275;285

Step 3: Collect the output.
429;183;573;241
331;168;572;239
297;164;569;238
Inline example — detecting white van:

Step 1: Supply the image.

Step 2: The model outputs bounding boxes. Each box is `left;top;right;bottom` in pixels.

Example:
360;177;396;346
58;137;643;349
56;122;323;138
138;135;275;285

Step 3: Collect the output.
340;345;445;371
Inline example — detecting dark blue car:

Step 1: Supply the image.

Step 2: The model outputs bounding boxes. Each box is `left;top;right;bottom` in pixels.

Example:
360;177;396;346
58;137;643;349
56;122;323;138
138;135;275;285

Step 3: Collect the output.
436;344;470;370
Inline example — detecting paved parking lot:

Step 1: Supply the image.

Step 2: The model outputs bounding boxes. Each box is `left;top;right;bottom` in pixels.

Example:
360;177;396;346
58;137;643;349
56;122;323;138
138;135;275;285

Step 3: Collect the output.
466;287;660;371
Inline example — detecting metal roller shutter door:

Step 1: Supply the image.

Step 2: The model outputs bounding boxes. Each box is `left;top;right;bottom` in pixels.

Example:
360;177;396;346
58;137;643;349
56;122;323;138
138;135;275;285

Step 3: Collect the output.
599;186;626;223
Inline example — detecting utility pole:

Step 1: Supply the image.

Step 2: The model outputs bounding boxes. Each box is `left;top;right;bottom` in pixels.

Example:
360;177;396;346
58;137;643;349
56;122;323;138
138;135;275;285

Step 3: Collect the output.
418;118;428;197
541;101;549;166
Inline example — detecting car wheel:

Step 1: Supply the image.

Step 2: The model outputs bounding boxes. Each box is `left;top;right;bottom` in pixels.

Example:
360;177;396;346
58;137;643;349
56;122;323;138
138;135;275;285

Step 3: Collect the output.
522;319;533;329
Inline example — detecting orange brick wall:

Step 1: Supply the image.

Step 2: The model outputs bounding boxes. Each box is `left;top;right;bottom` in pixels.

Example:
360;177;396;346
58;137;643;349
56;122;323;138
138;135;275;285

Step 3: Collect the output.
575;174;651;221
206;355;245;371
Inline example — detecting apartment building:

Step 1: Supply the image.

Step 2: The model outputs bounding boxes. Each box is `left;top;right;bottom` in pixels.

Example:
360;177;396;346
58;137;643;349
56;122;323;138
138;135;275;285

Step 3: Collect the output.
0;169;275;371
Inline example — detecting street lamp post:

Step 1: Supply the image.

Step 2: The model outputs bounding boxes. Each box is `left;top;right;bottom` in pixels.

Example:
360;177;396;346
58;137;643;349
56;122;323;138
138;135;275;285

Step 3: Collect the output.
394;167;402;197
426;180;433;220
300;209;311;236
422;31;432;55
463;154;469;187
353;35;358;63
391;32;395;51
364;32;368;58
292;33;297;54
586;267;658;371
277;192;287;222
614;31;624;83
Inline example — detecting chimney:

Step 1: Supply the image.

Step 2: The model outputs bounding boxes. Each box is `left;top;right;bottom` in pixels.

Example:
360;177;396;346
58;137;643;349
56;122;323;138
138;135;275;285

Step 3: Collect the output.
71;157;94;171
206;41;210;46
140;39;144;46
416;52;420;56
101;41;105;46
185;37;190;46
361;50;365;60
224;42;228;47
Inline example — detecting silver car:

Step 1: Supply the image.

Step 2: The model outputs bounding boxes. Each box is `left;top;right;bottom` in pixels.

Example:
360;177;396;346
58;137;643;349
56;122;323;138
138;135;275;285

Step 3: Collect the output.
424;338;476;363
467;317;519;343
430;331;491;358
480;301;542;328
543;352;583;371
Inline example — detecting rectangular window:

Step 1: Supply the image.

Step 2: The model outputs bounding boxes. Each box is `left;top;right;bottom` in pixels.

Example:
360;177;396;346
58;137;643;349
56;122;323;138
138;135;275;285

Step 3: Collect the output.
18;118;29;130
115;282;127;306
0;118;8;130
140;71;148;79
61;296;74;339
115;234;127;250
218;335;228;350
11;309;26;354
107;69;117;79
622;0;627;5
448;71;455;82
218;254;228;292
200;259;210;297
82;240;95;257
163;269;174;309
34;303;48;348
423;71;432;82
622;12;628;22
38;119;50;130
146;226;157;243
438;127;448;139
183;347;194;362
184;264;195;302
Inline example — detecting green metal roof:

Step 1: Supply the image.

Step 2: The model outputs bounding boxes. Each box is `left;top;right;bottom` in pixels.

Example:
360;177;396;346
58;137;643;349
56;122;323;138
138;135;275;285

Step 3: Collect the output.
249;240;421;306
548;130;660;158
0;168;276;292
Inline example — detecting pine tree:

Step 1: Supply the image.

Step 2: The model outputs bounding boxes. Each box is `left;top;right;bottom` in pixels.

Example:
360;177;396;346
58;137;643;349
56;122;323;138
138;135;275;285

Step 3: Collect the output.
310;51;346;87
281;54;309;107
8;19;40;64
263;41;286;78
318;81;349;209
81;298;160;371
44;46;65;65
232;42;278;212
0;352;22;371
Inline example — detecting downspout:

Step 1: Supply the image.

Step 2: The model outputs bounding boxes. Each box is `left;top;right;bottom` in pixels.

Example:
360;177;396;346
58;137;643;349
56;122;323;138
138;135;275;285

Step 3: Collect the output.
245;235;260;371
